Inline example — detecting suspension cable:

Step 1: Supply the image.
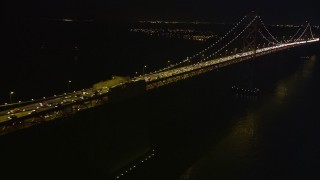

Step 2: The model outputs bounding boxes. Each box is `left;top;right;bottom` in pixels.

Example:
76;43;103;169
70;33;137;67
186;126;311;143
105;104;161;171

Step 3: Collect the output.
153;16;249;73
288;27;301;42
309;24;315;39
202;16;259;61
294;23;310;42
258;30;276;45
189;15;248;60
258;16;280;44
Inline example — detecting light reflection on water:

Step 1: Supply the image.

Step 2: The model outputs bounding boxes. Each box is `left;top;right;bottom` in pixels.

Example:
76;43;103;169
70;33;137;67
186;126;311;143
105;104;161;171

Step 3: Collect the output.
181;54;318;180
182;113;258;180
275;55;316;104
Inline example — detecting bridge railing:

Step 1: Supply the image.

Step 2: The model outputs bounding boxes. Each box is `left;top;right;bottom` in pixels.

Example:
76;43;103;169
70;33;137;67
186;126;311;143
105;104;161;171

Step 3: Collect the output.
0;91;109;131
144;38;319;87
0;88;95;112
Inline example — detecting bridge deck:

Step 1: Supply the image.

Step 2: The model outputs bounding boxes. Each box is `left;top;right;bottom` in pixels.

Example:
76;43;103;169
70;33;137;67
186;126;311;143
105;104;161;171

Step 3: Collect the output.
135;39;319;89
0;38;319;135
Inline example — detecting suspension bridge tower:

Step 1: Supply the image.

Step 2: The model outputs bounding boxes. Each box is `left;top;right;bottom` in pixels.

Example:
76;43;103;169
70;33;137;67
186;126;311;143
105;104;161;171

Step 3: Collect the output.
233;12;261;98
242;11;259;55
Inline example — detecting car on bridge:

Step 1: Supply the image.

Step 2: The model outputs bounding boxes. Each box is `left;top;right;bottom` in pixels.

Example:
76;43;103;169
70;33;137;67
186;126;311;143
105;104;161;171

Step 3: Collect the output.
28;110;37;115
8;114;18;120
7;108;21;114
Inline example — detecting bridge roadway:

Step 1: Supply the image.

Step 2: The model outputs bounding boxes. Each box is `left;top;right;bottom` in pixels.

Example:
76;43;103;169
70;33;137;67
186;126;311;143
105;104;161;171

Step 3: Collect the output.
0;38;319;135
0;87;110;134
135;39;320;89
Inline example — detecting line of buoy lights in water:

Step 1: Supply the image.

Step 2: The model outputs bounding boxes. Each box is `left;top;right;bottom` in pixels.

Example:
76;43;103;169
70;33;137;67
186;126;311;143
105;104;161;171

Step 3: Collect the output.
231;86;260;93
300;56;310;59
115;149;156;179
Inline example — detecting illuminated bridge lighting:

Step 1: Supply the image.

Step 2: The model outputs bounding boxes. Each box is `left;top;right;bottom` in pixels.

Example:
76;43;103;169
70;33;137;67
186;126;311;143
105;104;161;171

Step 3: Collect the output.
113;149;156;179
0;14;318;136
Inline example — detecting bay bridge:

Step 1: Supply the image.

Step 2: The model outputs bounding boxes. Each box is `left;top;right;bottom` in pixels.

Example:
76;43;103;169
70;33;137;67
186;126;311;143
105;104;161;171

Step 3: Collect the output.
0;14;318;136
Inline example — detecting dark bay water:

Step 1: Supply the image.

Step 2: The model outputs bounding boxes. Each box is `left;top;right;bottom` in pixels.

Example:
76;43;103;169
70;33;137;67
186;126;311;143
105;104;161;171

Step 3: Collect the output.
1;20;320;180
119;44;320;180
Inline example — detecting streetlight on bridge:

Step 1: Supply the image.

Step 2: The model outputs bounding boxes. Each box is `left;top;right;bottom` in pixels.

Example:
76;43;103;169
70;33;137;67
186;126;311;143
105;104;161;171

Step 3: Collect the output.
9;91;14;104
143;65;147;75
67;80;72;93
167;60;171;67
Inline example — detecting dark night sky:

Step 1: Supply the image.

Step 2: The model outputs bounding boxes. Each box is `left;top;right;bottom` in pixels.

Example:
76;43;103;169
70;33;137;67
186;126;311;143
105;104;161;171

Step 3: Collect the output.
2;0;320;24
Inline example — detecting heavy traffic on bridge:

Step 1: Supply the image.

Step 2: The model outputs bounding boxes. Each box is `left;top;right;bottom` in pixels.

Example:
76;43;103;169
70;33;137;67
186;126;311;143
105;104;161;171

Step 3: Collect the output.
1;10;319;136
1;38;318;132
136;38;320;83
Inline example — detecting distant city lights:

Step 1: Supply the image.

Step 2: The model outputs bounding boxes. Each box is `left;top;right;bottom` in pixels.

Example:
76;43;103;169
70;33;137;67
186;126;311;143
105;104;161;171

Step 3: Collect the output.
130;28;218;42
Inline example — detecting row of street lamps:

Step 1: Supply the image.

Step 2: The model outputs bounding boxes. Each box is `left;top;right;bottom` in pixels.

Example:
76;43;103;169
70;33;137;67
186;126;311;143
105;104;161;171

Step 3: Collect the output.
135;43;281;77
135;65;148;76
5;80;73;105
136;61;173;77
